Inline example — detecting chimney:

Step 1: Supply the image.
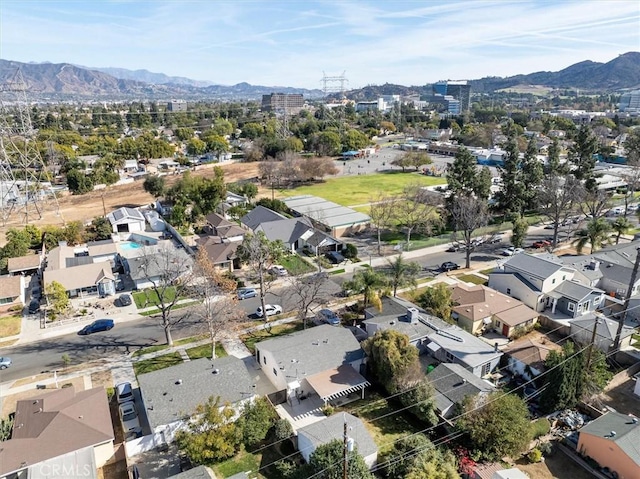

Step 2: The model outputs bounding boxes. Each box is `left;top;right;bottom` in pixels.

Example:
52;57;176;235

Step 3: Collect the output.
407;308;419;324
494;342;499;352
589;260;600;270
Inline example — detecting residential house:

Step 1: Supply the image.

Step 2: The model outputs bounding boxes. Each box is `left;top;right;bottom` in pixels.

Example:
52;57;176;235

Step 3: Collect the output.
7;253;43;276
106;207;146;234
570;313;636;352
426;363;495;419
450;283;539;337
86;240;119;266
363;296;502;378
155;199;174;217
502;337;562;381
0;275;25;312
297;413;378;467
0;387;115;479
240;205;286;231
135;357;256;451
204;213;245;242
489;253;605;319
219;191;248;217
196;236;240;272
167;466;216;479
255;325;369;407
124;247;192;290
577;411;640;479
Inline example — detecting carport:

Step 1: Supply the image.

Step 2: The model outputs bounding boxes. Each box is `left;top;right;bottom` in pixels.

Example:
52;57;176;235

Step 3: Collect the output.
305;364;370;406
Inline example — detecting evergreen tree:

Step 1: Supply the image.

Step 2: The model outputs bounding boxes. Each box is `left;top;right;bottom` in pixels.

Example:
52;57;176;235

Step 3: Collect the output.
495;133;525;216
521;136;544;211
570;125;598;188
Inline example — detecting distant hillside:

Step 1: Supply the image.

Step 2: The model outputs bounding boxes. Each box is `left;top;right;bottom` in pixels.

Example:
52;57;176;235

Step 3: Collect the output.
471;52;640;93
90;66;214;87
0;60;324;100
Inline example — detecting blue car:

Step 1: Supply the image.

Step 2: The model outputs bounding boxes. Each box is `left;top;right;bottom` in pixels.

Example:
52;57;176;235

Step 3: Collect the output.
317;309;340;326
78;319;114;335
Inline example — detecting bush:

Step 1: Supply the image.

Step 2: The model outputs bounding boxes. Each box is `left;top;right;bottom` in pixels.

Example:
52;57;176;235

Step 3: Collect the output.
238;397;277;448
321;404;335;416
531;418;551;439
273;419;293;441
528;448;543;463
343;243;358;259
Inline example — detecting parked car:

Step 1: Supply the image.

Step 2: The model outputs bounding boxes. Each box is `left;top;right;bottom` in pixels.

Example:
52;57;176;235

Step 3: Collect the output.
115;382;134;404
119;401;141;436
117;294;132;307
255;304;283;318
440;261;460;272
269;265;288;276
316;308;340;325
28;298;40;314
532;240;552;249
78;319;114;335
237;288;257;300
0;357;12;370
325;251;346;264
501;247;524;256
446;243;462;252
487;234;504;244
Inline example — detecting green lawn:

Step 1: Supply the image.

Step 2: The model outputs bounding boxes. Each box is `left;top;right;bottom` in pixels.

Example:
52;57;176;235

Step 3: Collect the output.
242;322;306;354
214;449;263;478
133;334;207;357
632;333;640;348
132;287;179;309
339;391;423;454
280;254;315;275
0;314;22;338
455;274;488;285
139;300;200;316
381;231;451;250
186;342;228;360
277;171;446;207
133;352;183;376
398;280;433;302
480;267;496;275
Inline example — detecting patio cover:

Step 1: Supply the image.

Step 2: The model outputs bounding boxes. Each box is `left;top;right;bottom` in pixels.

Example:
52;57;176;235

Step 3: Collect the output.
306;364;370;402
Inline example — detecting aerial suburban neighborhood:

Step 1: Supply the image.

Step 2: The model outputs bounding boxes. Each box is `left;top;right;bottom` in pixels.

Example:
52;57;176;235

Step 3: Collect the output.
1;2;640;479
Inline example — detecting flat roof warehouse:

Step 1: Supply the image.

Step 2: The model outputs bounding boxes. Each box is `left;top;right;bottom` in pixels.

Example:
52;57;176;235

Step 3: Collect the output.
283;195;371;228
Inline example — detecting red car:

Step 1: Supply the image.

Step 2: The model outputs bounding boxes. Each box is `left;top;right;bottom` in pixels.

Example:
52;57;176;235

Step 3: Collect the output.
532;240;552;249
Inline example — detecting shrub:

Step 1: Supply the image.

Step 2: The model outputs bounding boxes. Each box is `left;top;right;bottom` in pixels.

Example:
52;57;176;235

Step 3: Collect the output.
528;448;542;463
321;404;335;416
531;418;551;439
273;419;294;441
343;243;358;259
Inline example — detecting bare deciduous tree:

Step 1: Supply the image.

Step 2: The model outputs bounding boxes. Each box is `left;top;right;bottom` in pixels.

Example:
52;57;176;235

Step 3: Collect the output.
369;193;397;255
537;175;582;249
450;195;491;269
285;272;331;329
298;156;339;181
393;184;442;251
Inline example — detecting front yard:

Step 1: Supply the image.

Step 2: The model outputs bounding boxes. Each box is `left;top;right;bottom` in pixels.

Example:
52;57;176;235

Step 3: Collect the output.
242;321;306;354
133;352;183;376
0;314;21;338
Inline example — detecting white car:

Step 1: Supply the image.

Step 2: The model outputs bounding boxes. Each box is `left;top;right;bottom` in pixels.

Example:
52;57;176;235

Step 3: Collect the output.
501;247;524;256
256;304;283;318
115;382;134;404
269;265;288;276
119;401;141;436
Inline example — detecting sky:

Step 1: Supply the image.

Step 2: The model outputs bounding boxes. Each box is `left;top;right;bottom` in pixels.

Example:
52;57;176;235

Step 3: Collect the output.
1;0;639;89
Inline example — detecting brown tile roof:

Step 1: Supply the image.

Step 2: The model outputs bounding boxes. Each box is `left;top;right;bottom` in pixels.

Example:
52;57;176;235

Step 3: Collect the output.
0;275;21;299
44;263;115;291
7;254;41;273
503;338;561;371
451;283;537;324
493;303;539;327
0;387;114;476
205;212;232;228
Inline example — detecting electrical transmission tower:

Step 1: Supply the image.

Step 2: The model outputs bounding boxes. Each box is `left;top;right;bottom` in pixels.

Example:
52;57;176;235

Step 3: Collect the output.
0;69;60;225
320;71;348;99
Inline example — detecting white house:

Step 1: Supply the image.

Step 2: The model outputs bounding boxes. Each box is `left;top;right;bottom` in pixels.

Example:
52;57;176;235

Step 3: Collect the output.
106;207;146;234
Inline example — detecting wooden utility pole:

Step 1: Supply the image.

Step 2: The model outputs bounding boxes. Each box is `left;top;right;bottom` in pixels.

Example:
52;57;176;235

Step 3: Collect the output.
614;247;640;350
585;316;601;371
343;414;348;479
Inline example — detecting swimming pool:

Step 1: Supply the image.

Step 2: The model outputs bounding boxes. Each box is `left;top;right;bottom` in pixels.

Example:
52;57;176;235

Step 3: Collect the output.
119;241;142;251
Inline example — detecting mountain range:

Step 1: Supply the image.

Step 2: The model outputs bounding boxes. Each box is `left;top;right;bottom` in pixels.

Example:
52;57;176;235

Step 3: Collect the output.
1;52;638;101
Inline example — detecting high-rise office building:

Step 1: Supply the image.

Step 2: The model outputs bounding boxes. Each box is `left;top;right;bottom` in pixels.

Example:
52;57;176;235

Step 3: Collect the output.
432;81;471;112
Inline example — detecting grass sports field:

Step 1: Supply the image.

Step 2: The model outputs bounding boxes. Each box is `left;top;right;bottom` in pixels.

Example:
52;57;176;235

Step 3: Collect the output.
277;171;446;207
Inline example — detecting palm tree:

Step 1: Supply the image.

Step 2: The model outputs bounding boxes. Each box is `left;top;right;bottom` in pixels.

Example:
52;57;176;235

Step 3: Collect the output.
611;216;633;244
572;218;612;253
343;268;388;312
386;254;421;297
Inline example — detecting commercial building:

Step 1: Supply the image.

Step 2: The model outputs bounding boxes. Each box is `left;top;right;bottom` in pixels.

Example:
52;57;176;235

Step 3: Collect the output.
261;93;304;114
432;80;471;112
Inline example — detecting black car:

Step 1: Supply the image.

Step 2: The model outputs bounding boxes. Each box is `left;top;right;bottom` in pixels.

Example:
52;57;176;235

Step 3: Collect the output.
440;261;460;272
117;294;132;307
325;251;346;264
28;299;40;314
78;319;115;335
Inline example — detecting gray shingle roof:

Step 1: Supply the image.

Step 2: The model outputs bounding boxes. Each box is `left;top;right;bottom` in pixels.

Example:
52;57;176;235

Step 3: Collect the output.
426;323;502;369
240;206;286;231
571;313;635;341
503;253;565;280
579;411;640;465
427;363;494;413
256;218;312;246
168;466;215;479
255;325;365;380
553;281;602;302
298;413;377;460
138;357;255;430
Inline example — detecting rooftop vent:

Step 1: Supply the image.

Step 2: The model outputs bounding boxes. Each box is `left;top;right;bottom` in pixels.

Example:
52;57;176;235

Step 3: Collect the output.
323;339;329;344
175;379;182;385
212;369;220;375
389;320;396;325
312;341;319;346
631;418;638;425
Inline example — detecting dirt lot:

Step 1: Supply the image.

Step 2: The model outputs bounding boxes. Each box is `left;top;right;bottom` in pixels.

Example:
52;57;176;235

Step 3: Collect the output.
515;446;594;479
593;368;640;417
0;161;263;242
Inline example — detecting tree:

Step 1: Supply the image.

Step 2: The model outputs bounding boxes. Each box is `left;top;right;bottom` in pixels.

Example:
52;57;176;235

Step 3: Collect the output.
0;416;14;442
511;215;529;248
85;216;113;241
545;137;568;175
313;130;341;156
342;268;388;312
236;232;286;322
450;195;491;269
521;136;544;210
379;434;460;479
175;396;242;464
143;175;166;198
297;156;339;181
398;379;438;426
369;194;396;255
66;169;94;195
393;185;441;251
386;254;421;297
286;272;331;329
45;280;69;315
186;138;206;156
457;392;532;461
405;446;460;479
572;218;611;253
137;244;194;345
495;133;525;216
611;216;632;244
570;124;598;183
537;175;581;249
297;439;374;479
447;147;486;199
237;397;277;449
416;283;452;322
191;249;242;359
